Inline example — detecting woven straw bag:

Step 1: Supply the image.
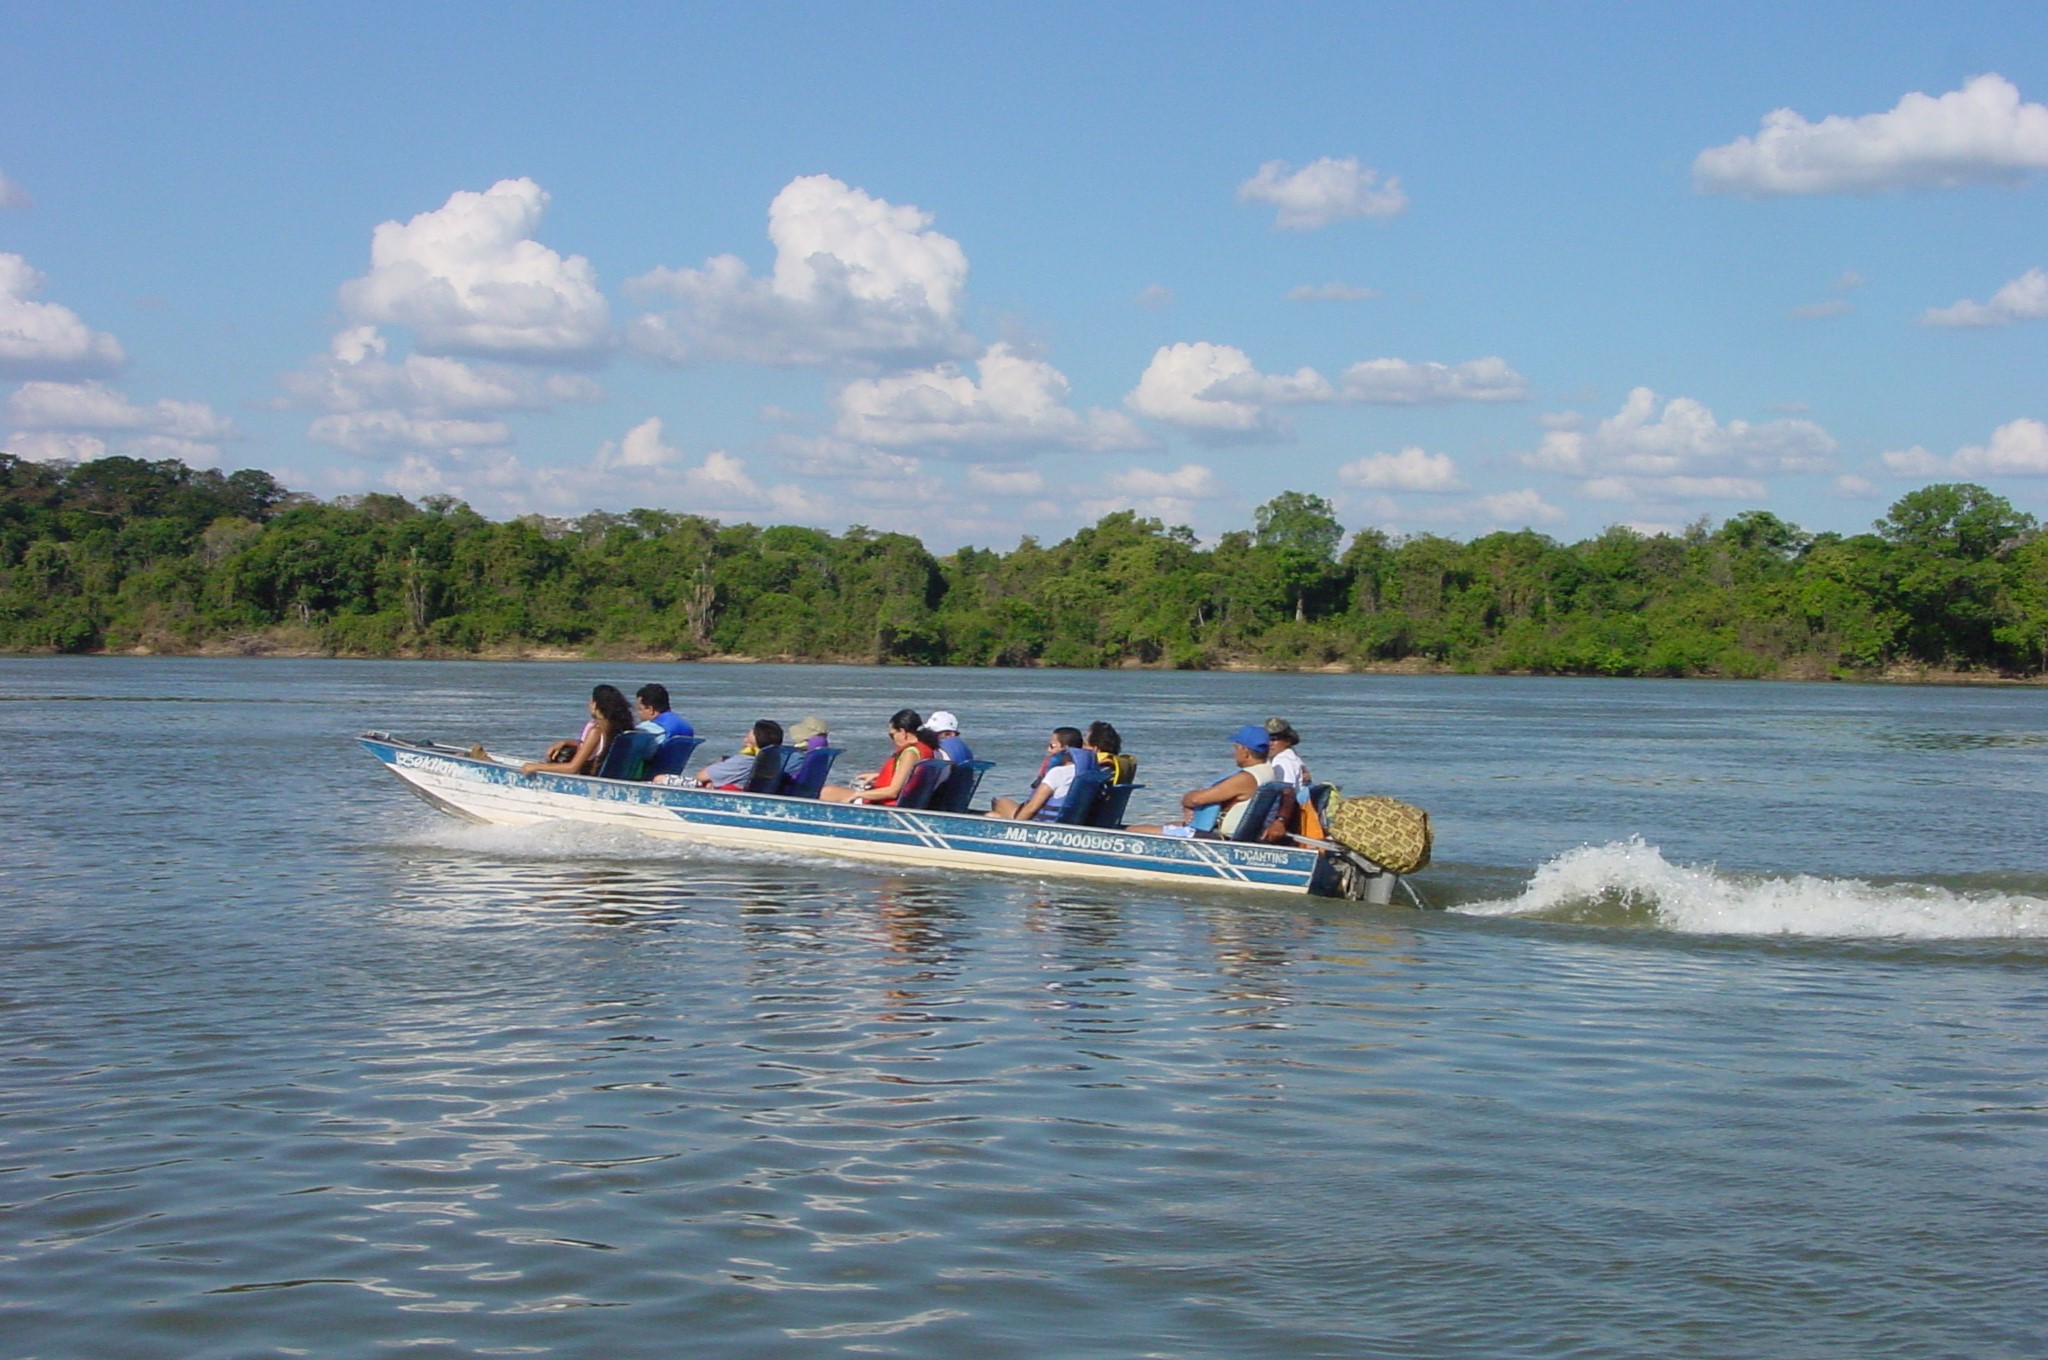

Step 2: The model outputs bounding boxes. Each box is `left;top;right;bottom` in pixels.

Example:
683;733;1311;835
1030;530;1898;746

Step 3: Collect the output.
1325;793;1433;874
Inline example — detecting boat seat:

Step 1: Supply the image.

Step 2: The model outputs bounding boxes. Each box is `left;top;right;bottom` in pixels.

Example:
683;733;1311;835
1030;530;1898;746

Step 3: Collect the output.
779;746;842;799
742;744;791;794
929;759;995;813
642;734;704;780
1052;765;1112;824
597;729;662;780
1088;781;1142;829
893;757;952;810
1226;781;1291;841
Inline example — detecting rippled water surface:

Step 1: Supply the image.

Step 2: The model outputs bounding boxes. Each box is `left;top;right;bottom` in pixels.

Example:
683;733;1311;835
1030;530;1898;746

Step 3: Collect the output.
3;659;2045;1359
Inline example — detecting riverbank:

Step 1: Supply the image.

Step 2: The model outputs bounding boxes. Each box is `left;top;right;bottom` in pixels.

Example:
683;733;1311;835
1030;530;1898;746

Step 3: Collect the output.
9;635;2042;686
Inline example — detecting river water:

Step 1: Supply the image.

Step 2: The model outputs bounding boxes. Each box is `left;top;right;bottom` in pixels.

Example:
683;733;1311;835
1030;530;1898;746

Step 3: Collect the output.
2;658;2043;1359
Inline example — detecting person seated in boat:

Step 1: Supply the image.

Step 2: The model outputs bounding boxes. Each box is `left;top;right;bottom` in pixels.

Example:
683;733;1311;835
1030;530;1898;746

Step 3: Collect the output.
693;719;783;790
1264;717;1310;791
926;710;972;764
521;684;636;776
1085;720;1136;784
991;727;1088;821
787;715;830;751
634;683;694;742
821;709;933;805
1127;725;1277;838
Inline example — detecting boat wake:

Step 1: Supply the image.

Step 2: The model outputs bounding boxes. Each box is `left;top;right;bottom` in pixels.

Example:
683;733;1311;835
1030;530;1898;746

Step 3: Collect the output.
389;817;812;870
1460;838;2048;940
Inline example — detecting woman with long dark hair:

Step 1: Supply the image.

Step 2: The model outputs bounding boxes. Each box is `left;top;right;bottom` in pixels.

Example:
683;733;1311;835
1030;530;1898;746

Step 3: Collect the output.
822;708;934;805
522;684;635;776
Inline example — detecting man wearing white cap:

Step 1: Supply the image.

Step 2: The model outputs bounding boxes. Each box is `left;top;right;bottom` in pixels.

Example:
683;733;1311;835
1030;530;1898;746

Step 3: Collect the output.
927;711;972;765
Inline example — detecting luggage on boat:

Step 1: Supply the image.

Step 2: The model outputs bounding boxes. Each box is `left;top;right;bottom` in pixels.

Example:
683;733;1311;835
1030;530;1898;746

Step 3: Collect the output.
1325;793;1433;875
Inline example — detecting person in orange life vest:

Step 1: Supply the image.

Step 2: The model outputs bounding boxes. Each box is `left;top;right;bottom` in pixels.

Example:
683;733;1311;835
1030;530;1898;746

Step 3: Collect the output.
821;709;934;805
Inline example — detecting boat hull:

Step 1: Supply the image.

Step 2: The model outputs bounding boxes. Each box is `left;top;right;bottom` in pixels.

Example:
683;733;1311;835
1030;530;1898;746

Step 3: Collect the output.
359;734;1393;901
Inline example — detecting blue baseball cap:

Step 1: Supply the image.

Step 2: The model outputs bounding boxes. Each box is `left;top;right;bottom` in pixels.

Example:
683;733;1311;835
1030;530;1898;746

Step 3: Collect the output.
1229;724;1271;753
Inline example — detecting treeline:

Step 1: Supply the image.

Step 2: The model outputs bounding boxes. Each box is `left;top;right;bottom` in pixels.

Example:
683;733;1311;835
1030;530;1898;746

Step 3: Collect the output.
5;451;2048;678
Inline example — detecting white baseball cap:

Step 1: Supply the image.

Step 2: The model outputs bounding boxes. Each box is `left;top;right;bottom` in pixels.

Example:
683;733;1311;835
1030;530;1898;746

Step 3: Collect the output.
926;710;960;733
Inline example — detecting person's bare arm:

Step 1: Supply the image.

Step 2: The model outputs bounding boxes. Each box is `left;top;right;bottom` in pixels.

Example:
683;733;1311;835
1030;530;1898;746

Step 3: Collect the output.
1013;781;1054;820
1181;770;1254;813
523;728;604;776
853;747;917;804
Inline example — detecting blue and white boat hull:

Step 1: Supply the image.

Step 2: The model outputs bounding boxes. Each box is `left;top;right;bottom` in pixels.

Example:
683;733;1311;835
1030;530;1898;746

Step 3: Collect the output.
359;734;1396;902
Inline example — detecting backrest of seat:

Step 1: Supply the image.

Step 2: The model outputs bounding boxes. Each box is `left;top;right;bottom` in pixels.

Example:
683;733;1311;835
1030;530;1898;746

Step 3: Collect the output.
597;729;661;780
1053;766;1111;824
1088;781;1142;829
742;744;790;794
779;746;842;799
891;758;949;810
1226;781;1289;841
642;734;704;779
930;759;994;813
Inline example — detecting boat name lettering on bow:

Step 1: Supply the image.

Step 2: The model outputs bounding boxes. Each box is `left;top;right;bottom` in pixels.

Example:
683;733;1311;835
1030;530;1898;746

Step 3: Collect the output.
395;752;472;781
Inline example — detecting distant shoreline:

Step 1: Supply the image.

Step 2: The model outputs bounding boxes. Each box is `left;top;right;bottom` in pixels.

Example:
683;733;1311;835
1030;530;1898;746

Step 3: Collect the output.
5;642;2040;687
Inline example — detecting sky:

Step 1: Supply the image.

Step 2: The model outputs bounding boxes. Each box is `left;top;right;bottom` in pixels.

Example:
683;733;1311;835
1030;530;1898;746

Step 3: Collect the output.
3;1;2046;550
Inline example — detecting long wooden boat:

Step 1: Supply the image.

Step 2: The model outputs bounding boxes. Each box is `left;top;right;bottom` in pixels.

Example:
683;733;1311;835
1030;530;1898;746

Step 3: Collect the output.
358;733;1404;903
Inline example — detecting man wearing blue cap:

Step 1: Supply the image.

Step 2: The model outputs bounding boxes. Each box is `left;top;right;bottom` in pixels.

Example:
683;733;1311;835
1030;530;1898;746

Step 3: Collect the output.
1129;725;1278;838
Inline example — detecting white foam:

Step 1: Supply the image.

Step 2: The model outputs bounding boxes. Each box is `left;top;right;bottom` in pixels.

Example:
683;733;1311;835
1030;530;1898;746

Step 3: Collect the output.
1461;838;2048;940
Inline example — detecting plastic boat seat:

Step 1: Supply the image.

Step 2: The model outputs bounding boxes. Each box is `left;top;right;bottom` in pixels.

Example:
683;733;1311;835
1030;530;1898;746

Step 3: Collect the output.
742;744;791;794
597;729;662;780
930;759;995;813
1052;766;1112;824
1226;781;1290;841
642;734;704;780
1089;781;1142;829
779;746;842;799
894;758;952;810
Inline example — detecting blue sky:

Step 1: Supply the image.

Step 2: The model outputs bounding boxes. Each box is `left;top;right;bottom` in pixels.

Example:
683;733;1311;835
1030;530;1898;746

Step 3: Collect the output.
3;2;2045;549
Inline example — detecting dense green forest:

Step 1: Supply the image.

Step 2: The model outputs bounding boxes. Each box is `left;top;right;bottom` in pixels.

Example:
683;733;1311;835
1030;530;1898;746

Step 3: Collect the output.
5;451;2047;678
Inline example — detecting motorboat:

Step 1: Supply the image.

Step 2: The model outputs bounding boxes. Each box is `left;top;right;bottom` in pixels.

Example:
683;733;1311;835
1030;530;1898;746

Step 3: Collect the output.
358;732;1408;904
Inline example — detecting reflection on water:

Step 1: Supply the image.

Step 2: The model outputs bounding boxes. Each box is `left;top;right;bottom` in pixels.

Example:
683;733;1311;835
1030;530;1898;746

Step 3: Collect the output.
2;658;2046;1358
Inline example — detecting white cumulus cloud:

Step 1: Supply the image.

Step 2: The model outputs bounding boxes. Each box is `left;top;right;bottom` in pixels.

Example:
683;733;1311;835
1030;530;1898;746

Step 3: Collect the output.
277;325;603;461
1881;418;2048;477
280;326;605;417
834;343;1149;456
309;411;512;457
1338;447;1467;492
1126;343;1526;439
1531;387;1835;505
1475;489;1567;526
1695;74;2048;196
1921;267;2048;328
0;254;125;378
337;178;609;360
1337;357;1527;404
629;174;973;368
3;431;106;463
4;379;236;466
1084;462;1221;524
1125;342;1325;438
1237;157;1408;229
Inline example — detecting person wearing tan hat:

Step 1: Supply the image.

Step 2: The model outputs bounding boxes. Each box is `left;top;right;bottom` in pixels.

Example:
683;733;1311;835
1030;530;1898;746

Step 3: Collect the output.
788;715;830;751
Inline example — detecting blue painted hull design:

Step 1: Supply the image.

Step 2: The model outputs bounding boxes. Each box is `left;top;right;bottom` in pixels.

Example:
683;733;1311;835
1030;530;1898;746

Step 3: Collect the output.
359;734;1379;899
